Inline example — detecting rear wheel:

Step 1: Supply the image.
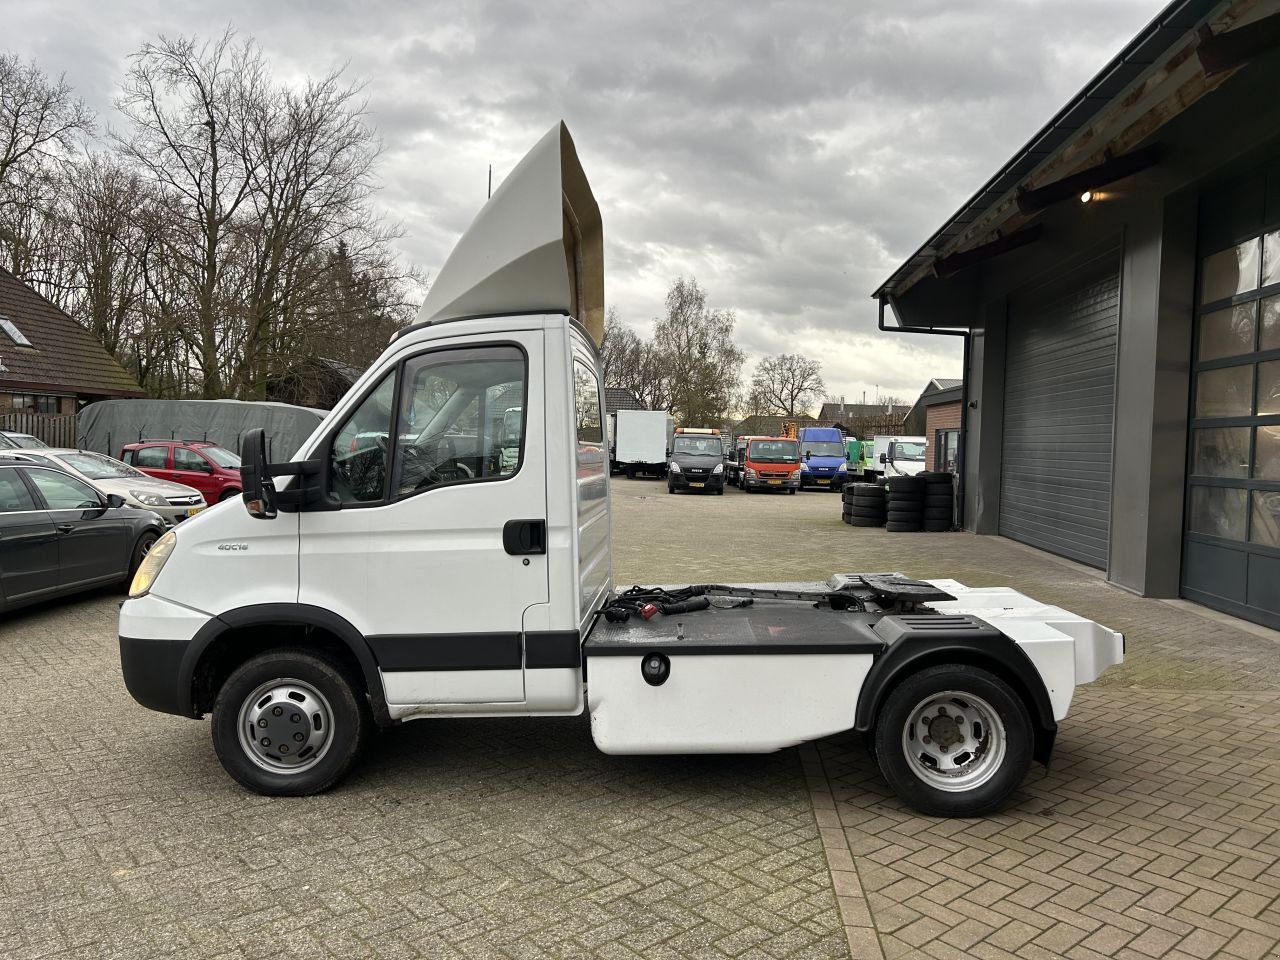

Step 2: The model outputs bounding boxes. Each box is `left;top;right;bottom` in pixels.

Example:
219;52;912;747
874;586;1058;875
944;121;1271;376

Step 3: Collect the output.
873;664;1032;817
211;648;370;796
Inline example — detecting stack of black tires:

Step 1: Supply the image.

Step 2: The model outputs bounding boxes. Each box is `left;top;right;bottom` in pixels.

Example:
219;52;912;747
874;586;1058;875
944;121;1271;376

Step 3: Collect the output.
841;482;886;526
884;476;925;531
920;472;955;532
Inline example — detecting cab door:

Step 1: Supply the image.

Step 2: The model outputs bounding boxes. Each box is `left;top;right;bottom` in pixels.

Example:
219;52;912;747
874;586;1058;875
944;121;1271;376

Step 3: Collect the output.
299;332;548;706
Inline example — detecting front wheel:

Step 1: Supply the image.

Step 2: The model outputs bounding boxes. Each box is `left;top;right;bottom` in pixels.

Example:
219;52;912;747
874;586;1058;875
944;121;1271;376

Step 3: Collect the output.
873;664;1032;817
126;531;159;582
219;488;241;502
211;649;370;796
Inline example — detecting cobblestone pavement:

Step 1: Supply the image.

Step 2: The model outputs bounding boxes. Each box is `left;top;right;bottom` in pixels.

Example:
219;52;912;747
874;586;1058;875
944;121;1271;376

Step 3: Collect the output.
616;479;1280;959
2;482;1278;960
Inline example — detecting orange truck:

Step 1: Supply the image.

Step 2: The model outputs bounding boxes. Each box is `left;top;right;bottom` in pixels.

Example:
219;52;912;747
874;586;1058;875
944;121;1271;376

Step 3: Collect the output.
738;435;802;494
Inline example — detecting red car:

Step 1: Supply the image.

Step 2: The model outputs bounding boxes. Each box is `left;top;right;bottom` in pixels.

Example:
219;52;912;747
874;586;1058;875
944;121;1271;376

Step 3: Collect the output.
120;440;243;503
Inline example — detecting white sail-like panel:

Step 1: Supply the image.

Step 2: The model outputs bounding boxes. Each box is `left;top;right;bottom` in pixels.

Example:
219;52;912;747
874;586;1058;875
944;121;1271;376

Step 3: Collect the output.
416;122;604;344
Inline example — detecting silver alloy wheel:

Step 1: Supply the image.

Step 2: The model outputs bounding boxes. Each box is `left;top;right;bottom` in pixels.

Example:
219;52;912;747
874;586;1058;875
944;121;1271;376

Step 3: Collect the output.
236;677;335;774
901;690;1006;792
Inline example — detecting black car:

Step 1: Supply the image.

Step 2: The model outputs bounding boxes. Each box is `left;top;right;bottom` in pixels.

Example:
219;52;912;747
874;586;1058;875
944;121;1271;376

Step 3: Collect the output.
0;460;165;613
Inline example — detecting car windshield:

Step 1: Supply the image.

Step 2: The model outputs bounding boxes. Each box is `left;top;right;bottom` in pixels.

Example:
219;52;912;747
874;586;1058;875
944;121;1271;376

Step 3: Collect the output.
893;442;926;461
60;452;145;480
802;442;845;457
200;446;241;468
673;437;720;455
750;440;799;463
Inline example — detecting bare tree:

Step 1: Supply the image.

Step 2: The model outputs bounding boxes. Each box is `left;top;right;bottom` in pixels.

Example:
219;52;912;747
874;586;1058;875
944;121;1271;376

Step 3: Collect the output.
0;53;93;209
749;353;826;417
652;276;743;425
112;32;262;397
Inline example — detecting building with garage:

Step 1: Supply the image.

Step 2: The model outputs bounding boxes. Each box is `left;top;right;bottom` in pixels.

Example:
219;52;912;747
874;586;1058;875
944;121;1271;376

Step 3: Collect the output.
873;0;1280;629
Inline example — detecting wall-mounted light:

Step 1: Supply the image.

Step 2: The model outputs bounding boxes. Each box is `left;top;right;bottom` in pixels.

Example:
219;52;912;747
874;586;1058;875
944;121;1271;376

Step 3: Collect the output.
1079;190;1095;203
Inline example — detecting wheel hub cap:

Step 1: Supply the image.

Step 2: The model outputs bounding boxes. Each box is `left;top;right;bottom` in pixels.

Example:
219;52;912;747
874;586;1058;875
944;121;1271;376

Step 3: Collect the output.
902;690;1007;793
237;680;333;774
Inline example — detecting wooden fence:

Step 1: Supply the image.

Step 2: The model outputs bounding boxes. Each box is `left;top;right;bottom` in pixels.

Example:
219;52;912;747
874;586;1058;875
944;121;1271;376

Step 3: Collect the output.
0;412;80;448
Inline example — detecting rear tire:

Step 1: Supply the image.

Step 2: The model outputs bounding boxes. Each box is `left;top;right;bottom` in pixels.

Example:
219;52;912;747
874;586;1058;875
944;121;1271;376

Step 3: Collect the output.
211;649;370;796
873;664;1033;817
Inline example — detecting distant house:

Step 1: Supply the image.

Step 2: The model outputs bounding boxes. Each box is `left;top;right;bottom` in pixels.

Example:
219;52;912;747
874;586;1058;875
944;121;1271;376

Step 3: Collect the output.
603;387;648;415
903;379;963;472
0;266;143;436
816;400;907;440
731;415;852;439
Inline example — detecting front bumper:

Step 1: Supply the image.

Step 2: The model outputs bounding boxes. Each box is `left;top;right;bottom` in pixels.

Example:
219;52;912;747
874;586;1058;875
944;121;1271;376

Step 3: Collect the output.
744;477;801;491
119;594;212;717
671;472;725;491
800;472;846;489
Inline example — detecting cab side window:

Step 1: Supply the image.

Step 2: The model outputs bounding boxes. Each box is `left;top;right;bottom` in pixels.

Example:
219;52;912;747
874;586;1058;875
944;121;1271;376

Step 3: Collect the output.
27;469;101;509
329;372;397;504
393;347;526;498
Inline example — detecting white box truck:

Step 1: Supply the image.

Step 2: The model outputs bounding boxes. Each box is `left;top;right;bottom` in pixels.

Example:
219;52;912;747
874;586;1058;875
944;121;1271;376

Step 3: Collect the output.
119;123;1123;817
866;435;928;481
612;409;672;479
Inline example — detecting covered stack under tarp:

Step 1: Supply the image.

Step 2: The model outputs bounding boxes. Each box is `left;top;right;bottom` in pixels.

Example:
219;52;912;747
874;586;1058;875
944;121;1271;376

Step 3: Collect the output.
78;399;326;461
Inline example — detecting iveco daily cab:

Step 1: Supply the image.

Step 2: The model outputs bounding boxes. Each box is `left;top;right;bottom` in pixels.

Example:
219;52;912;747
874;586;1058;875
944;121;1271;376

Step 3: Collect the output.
119;123;1124;817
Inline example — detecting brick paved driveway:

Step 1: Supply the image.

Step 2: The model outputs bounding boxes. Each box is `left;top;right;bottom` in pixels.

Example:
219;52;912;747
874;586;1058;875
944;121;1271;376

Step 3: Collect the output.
616;480;1280;959
1;481;1277;959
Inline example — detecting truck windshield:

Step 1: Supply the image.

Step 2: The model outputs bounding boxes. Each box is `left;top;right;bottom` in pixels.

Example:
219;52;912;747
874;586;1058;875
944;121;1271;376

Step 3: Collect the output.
802;442;845;457
673;437;720;455
750;440;799;463
893;442;926;461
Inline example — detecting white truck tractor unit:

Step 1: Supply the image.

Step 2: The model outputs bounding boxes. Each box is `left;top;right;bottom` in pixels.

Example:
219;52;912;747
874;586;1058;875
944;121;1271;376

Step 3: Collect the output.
119;123;1124;817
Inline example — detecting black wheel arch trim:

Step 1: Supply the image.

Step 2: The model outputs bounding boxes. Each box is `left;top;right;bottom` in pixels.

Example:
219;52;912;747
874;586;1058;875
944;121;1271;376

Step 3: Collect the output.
180;603;390;725
854;634;1058;765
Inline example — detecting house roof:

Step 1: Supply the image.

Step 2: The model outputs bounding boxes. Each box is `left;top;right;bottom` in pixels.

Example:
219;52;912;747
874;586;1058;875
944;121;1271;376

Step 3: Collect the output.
904;379;965;429
0;267;143;398
818;401;904;421
872;0;1242;302
603;387;647;414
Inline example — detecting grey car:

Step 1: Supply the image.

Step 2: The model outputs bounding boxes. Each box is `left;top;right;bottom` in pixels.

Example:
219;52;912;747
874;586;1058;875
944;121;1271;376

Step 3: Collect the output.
0;461;165;613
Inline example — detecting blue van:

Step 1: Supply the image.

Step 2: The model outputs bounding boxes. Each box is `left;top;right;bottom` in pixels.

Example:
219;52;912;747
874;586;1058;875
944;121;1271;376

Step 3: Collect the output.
797;426;848;490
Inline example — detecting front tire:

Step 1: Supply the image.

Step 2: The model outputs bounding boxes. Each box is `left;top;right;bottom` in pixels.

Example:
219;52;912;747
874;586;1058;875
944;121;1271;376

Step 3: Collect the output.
873;664;1032;817
126;531;159;583
211;649;370;796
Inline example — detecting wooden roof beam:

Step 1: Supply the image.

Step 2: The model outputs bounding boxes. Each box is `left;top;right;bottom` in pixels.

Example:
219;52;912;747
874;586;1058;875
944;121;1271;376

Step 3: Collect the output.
931;225;1043;279
1198;12;1280;77
1015;144;1162;214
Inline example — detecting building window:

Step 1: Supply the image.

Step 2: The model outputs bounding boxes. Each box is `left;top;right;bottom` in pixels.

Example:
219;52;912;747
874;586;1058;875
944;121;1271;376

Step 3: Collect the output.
9;394;59;414
1189;227;1280;548
935;429;959;472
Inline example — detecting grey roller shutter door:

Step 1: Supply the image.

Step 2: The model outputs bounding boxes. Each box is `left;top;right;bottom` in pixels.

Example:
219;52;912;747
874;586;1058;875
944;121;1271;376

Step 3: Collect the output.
1000;255;1119;569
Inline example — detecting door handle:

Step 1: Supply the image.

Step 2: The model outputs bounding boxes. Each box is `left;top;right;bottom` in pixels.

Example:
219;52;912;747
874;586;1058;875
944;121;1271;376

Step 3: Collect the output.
503;519;546;556
57;523;74;534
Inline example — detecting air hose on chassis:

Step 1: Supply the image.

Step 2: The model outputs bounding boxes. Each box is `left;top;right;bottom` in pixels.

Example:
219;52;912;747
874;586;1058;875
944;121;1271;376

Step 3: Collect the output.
602;585;753;623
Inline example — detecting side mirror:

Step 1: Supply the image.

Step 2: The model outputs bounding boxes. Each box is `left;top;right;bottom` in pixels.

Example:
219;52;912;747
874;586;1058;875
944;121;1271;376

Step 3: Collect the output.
665;449;672;458
879;453;887;464
804;451;812;460
240;428;278;520
105;493;126;509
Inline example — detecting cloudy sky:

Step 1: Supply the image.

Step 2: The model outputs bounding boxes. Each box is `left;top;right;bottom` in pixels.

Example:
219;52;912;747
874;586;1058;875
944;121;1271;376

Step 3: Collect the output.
9;0;1167;407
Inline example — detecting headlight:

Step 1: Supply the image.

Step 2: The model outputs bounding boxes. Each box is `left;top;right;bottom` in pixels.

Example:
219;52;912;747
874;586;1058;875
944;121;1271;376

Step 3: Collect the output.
669;462;681;472
745;468;756;478
129;529;177;597
712;463;724;474
837;463;848;472
129;490;168;507
800;462;810;471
